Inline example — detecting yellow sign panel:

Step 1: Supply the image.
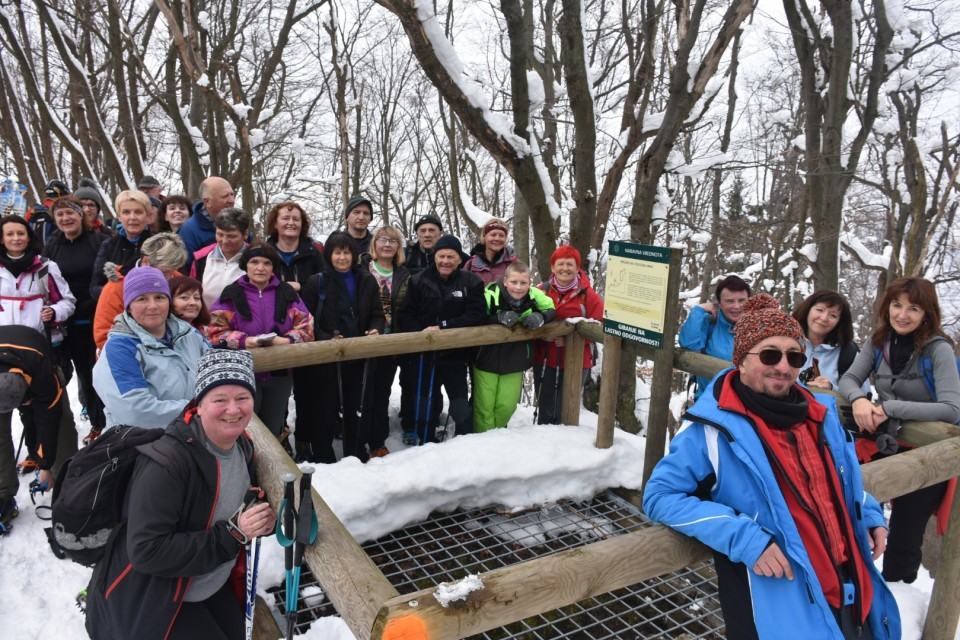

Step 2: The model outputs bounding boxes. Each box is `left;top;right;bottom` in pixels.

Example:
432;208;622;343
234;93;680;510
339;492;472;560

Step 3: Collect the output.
603;242;671;348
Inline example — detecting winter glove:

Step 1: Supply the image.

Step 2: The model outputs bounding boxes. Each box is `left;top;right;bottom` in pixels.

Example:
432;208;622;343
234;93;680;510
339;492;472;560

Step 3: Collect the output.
839;403;859;433
522;312;545;330
497;310;520;328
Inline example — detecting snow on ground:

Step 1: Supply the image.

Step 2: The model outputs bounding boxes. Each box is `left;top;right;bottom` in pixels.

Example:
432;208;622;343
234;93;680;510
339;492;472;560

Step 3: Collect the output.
0;375;950;639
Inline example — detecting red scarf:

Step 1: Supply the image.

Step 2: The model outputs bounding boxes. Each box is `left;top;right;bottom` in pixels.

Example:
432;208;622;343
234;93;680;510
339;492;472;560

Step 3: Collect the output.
719;375;873;619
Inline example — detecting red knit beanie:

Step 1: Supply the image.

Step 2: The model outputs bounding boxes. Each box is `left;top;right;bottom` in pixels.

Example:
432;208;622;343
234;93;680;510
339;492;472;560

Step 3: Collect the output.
481;218;508;238
732;293;805;365
551;245;581;268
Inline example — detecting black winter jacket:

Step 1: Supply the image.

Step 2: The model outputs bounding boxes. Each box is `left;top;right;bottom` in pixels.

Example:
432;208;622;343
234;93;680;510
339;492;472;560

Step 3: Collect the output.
0;325;63;470
397;266;485;363
301;266;386;340
90;232;151;299
43;229;109;321
85;411;257;640
268;235;328;288
403;242;433;276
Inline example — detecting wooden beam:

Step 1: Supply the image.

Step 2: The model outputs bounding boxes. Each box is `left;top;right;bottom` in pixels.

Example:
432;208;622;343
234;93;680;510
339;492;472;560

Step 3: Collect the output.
595;334;621;448
251;323;574;372
247;416;399;640
560;331;584;426
860;436;960;503
368;524;711;640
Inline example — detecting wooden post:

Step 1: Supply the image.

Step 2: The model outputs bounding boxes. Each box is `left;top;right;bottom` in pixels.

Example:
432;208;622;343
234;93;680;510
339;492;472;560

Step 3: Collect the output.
560;331;585;426
247;416;399;640
641;248;683;492
925;481;960;640
595;334;621;448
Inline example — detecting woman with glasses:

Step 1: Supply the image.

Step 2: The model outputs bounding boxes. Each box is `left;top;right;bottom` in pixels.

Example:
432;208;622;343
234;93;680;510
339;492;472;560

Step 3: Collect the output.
365;227;411;457
840;277;960;584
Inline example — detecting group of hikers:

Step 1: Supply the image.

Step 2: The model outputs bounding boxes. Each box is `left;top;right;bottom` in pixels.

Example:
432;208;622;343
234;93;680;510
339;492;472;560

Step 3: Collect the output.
646;273;959;638
1;174;958;639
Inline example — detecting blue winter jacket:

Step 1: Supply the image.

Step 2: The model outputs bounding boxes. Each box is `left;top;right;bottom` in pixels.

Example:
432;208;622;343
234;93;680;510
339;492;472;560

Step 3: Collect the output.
643;369;900;639
93;312;209;430
678;305;735;398
177;201;216;269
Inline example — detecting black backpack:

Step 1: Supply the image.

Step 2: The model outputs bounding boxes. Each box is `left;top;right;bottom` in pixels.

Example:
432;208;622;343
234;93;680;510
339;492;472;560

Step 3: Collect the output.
46;426;164;566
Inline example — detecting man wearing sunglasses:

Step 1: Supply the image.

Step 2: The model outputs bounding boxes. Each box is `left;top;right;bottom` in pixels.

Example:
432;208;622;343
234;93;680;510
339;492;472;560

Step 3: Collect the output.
645;294;900;640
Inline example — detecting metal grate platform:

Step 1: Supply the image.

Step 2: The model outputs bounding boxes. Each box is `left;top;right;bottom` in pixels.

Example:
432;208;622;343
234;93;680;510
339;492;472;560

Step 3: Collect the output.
268;491;725;638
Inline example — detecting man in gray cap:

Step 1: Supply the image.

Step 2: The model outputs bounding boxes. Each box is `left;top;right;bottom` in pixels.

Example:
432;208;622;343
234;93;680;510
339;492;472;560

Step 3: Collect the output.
0;325;68;533
342;195;374;255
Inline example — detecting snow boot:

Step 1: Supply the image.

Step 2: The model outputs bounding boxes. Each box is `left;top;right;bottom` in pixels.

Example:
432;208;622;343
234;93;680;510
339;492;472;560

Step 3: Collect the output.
17;457;38;475
402;432;418;446
0;497;18;534
82;425;102;446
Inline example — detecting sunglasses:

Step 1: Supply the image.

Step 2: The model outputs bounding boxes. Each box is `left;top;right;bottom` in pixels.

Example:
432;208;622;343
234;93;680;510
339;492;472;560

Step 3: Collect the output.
747;349;806;368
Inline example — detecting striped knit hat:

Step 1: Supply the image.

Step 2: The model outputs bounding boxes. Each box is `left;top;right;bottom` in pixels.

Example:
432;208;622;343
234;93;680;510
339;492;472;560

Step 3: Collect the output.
732;294;805;366
194;349;256;402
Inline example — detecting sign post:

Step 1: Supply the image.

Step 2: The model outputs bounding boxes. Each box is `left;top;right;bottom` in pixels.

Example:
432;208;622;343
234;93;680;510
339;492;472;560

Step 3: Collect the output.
596;242;682;492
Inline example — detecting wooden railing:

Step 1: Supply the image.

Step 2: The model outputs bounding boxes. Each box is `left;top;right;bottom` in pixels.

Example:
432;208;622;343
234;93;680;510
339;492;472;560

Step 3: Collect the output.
246;320;960;640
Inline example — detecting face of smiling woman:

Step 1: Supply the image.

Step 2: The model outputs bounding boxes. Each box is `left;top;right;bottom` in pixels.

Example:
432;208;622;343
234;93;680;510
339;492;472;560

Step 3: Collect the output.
129;293;170;338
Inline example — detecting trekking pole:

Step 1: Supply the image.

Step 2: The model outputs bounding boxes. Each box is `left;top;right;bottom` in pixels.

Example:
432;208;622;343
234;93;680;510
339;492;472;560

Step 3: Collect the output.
243;487;266;640
552;345;565;421
286;467;319;640
14;428;25;467
421;353;437;446
407;354;425;446
532;342;555;425
354;359;371;458
276;473;297;638
334;331;344;441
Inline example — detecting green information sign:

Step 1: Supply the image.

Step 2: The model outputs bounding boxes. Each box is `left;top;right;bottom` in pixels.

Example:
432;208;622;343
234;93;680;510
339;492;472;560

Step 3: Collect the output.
602;241;671;349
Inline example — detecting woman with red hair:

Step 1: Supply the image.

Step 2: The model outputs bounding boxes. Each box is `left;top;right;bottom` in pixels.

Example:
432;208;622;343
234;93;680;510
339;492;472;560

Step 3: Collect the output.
840;276;960;584
532;245;603;424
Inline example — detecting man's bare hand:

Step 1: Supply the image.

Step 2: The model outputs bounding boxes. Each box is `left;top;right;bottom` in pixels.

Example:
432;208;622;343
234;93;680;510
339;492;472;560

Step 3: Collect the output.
869;527;888;561
753;543;794;580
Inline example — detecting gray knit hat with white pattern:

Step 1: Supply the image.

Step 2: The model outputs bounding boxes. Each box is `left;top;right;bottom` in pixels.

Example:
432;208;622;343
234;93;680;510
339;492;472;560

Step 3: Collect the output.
194;349;256;402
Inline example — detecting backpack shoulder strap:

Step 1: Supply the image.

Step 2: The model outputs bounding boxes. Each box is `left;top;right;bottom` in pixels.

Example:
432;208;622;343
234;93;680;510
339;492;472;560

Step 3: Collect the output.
837;341;859;378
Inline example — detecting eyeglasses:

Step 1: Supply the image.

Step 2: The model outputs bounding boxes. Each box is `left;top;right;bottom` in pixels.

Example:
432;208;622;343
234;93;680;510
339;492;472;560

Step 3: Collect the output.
746;349;806;368
376;237;399;246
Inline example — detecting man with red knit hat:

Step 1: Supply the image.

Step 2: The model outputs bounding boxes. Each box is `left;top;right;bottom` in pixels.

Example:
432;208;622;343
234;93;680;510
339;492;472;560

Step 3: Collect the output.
644;294;900;639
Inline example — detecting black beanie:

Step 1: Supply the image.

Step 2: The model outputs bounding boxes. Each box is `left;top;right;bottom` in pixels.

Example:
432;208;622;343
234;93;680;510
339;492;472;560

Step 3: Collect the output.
343;196;373;218
434;234;463;255
414;214;443;232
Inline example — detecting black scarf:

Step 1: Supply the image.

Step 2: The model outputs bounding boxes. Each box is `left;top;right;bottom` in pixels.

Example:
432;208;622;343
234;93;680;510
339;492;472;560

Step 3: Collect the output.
0;249;37;278
733;375;808;429
887;331;915;375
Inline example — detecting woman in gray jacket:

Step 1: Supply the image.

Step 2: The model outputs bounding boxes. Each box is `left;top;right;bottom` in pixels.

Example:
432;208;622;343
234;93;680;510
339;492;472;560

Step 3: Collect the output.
840;276;960;583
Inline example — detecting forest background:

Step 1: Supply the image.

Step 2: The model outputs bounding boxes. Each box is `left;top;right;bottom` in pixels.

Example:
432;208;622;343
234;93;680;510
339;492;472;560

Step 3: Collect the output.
1;0;958;431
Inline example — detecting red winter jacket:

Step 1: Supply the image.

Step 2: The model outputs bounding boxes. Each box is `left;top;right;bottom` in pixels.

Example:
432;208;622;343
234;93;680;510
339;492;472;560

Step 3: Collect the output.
533;271;603;369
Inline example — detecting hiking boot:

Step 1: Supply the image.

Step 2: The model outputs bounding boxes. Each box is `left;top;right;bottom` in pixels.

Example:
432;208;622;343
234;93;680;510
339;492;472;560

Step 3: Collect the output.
370;447;389;458
17;457;38;475
82;426;102;446
295;441;313;464
401;432;418;446
0;497;18;526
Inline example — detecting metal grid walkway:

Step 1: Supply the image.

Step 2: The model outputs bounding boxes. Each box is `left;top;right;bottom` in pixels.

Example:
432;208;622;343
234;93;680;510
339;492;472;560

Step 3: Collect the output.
267;491;725;638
